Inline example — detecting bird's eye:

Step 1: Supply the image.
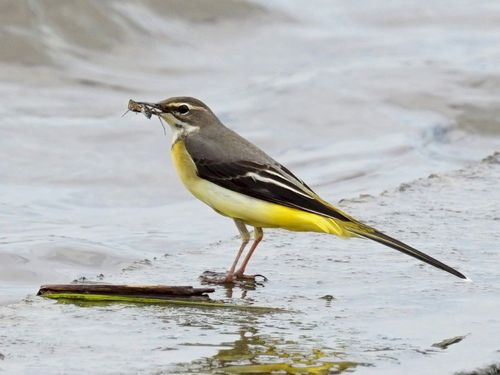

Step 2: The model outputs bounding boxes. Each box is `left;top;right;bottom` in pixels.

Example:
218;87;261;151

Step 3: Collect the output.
178;104;189;114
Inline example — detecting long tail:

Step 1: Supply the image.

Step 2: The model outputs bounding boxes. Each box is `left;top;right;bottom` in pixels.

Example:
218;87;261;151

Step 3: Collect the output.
346;225;466;279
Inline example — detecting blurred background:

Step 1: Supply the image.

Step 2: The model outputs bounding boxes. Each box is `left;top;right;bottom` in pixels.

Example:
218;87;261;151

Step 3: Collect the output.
1;1;499;374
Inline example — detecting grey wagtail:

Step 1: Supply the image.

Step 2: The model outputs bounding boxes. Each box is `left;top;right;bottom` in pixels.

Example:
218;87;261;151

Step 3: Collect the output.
129;97;466;283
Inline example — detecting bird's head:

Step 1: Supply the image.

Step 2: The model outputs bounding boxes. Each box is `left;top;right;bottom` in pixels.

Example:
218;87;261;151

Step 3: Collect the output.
132;97;219;139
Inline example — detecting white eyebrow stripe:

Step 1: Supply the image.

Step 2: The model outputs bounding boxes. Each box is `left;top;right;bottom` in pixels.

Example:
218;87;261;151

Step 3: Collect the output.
170;103;206;111
244;172;314;199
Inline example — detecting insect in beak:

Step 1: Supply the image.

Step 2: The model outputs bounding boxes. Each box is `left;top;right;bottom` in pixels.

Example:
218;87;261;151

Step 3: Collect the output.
127;99;163;119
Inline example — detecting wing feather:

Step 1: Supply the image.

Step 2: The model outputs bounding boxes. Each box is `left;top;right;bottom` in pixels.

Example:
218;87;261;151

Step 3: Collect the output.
193;159;352;222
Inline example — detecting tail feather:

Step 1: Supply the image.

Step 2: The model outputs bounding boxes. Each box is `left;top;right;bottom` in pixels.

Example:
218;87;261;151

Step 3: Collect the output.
347;226;466;279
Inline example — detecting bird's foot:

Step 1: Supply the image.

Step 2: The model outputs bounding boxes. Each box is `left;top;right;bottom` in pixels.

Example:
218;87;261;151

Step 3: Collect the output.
199;270;267;286
235;272;268;282
199;271;233;285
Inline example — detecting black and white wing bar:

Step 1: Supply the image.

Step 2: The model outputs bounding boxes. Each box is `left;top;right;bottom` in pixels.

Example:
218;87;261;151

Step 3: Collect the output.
193;159;352;222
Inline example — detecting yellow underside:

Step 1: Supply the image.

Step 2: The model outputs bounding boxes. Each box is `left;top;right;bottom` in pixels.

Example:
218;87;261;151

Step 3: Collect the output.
171;140;353;237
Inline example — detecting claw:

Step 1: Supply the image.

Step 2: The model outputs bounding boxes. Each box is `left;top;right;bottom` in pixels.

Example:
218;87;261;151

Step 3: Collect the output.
235;273;268;282
200;270;267;286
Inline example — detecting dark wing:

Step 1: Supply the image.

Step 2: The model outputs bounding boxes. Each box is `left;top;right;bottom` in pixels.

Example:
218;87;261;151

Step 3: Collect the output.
193;158;352;222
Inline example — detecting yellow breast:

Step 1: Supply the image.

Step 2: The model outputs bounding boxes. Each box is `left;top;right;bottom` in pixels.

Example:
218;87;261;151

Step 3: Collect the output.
170;140;348;236
171;140;199;187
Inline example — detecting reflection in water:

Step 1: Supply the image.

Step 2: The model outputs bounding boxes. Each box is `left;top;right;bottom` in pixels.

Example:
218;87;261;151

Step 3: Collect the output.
175;327;361;374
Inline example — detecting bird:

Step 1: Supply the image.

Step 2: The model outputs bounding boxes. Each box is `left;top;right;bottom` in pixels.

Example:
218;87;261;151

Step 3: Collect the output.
130;96;466;283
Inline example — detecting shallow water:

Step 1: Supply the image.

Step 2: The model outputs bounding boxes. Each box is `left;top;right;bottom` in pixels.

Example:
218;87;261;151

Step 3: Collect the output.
1;1;500;373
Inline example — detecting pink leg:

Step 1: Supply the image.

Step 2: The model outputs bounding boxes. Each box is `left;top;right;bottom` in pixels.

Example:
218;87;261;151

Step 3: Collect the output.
225;220;250;282
236;227;263;276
